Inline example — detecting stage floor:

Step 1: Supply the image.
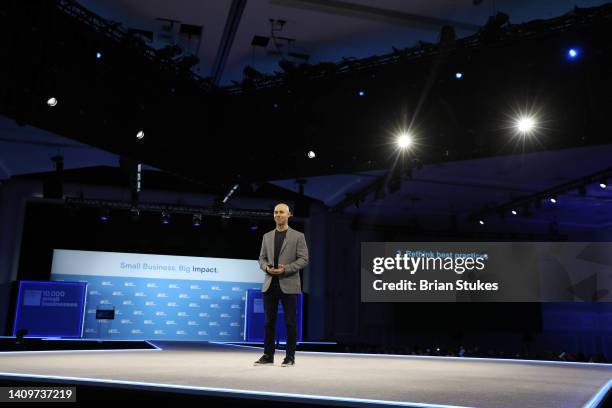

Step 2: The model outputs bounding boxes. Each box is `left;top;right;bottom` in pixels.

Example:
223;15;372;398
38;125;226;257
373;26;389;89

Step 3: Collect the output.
0;341;610;407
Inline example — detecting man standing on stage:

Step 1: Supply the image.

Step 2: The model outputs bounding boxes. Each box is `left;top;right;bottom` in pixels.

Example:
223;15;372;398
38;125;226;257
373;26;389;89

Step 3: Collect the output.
254;203;308;367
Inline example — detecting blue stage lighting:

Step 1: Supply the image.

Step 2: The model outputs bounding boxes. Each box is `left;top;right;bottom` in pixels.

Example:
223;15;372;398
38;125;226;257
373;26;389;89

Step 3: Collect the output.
567;48;579;59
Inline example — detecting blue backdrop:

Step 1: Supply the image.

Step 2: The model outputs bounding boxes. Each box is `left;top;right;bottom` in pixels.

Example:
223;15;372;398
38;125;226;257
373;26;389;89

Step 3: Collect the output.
50;249;303;342
52;273;259;341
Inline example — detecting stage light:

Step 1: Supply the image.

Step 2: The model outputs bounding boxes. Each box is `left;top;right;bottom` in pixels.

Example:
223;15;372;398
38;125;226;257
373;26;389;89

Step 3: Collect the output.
506;106;544;138
479;220;484;225
100;208;110;222
307;150;316;159
192;213;202;227
511;210;517;215
455;72;463;79
599;179;607;189
515;116;536;135
96;51;102;59
396;133;413;150
549;197;557;204
222;184;239;204
358;90;365;96
249;223;258;231
273;103;279;108
567;48;579;59
136;163;142;193
161;210;170;224
47;97;58;107
136;130;145;139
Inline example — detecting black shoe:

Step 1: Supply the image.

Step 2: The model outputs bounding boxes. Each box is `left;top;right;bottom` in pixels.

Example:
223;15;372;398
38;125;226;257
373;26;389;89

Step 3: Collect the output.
254;354;274;366
281;356;295;367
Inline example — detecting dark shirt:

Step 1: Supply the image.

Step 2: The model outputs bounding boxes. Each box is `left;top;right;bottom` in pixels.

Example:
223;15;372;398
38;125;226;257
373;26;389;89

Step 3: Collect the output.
272;229;287;285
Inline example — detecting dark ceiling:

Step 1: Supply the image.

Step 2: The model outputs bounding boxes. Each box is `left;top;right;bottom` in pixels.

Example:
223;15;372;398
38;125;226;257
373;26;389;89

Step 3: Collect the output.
0;1;611;228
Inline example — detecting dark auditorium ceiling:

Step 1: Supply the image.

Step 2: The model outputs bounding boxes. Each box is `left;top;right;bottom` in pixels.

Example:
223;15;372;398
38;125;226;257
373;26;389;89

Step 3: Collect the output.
1;0;611;213
76;0;608;84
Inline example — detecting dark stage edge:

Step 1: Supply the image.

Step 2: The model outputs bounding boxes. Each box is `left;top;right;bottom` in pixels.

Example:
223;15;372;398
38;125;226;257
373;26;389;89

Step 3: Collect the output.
0;337;157;351
0;341;610;408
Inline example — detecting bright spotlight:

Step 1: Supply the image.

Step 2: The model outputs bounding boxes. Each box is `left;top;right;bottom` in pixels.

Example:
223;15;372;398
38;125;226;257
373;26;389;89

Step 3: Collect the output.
478;220;485;225
46;97;58;107
136;130;145;140
511;210;517;215
515;116;536;135
396;133;413;150
455;72;463;79
96;51;102;59
307;150;316;159
358;90;365;96
567;48;579;59
549;197;557;204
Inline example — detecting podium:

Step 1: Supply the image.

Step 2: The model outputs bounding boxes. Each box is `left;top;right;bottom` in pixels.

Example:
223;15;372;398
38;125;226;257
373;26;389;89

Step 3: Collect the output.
95;306;115;339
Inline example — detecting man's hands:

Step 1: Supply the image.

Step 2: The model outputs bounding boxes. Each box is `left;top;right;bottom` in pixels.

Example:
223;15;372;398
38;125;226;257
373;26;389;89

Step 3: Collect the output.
267;264;285;275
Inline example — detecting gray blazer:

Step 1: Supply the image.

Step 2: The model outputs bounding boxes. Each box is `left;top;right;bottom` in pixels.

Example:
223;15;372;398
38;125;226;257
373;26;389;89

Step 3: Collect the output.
258;226;308;294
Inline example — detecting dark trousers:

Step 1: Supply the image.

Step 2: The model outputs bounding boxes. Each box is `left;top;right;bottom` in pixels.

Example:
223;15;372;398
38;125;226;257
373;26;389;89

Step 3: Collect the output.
263;278;297;358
